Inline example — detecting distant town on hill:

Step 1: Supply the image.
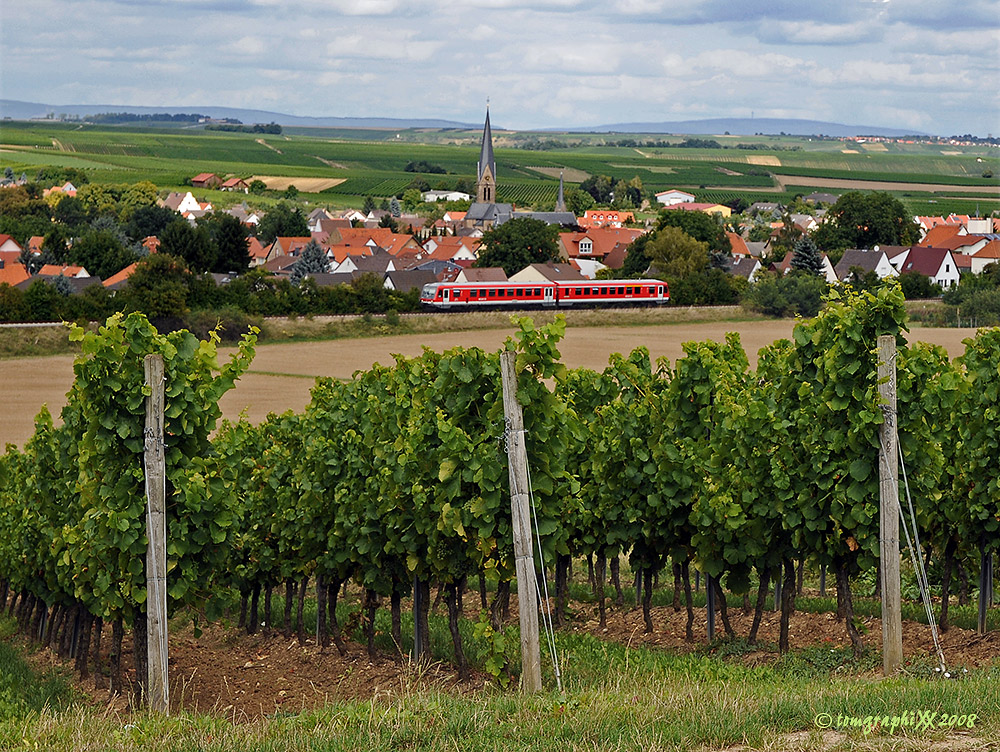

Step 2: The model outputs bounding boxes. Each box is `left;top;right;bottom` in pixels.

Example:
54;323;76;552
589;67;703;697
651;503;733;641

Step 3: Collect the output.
1;99;937;139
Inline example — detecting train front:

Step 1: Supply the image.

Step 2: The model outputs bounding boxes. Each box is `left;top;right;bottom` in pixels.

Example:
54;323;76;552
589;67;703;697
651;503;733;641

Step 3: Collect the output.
420;282;441;309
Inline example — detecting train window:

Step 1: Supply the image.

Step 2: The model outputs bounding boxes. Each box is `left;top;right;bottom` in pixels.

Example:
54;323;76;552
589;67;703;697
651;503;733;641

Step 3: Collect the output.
534;288;541;296
489;289;496;297
516;289;524;296
592;288;599;295
626;287;632;295
600;287;607;295
617;287;624;295
454;290;462;298
574;288;581;296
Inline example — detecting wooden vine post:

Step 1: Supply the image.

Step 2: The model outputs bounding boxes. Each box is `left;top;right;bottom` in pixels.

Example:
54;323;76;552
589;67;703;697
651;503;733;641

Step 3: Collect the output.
499;350;542;692
143;354;169;712
877;335;903;675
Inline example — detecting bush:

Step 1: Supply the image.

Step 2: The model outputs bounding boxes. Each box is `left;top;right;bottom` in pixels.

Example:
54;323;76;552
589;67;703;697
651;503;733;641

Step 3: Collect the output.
897;271;942;299
742;271;828;318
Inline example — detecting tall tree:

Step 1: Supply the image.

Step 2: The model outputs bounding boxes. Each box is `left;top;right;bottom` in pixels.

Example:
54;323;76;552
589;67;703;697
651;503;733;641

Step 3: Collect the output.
790;235;825;276
823;191;920;249
159;219;216;272
68;228;138;280
644;226;709;279
656;209;731;255
205;213;251;273
256;202;308;245
290;240;330;286
474;217;559;276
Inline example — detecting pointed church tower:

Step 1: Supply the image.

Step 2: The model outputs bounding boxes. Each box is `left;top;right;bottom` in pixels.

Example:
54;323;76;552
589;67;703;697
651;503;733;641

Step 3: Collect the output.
554;170;566;212
476;108;497;204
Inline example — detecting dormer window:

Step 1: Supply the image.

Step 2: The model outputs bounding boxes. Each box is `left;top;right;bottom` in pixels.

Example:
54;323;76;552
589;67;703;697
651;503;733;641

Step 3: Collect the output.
579;239;593;255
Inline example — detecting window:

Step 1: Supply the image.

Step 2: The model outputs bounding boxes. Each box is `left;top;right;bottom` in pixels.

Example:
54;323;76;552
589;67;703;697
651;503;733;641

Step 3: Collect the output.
600;287;607;295
574;288;582;295
534;288;541;296
626;287;633;295
489;289;496;297
454;290;462;298
517;289;524;296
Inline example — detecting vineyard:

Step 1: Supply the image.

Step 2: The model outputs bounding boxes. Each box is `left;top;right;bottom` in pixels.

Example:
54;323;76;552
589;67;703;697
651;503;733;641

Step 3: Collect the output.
1;283;998;717
3;121;997;214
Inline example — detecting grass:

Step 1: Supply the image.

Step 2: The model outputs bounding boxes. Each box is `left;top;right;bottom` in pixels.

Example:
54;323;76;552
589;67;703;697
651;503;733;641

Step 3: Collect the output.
0;306;766;360
0;619;74;738
4;602;999;751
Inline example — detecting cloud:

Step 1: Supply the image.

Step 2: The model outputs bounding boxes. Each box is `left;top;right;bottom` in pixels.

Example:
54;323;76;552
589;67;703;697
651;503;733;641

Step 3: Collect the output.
758;20;884;46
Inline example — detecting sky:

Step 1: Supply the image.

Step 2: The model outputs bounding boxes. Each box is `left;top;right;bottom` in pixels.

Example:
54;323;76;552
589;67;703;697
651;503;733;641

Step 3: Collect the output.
1;0;998;136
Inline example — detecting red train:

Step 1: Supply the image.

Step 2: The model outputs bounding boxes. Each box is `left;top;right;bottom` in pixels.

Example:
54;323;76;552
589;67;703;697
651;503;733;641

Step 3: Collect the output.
420;279;669;310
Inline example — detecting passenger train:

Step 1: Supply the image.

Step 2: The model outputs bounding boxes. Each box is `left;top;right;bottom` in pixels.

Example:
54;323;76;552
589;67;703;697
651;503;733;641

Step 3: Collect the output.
420;279;669;310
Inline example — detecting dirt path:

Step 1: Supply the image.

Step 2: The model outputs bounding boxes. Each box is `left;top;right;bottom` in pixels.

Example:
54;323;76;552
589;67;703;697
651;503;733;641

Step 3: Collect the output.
0;321;980;448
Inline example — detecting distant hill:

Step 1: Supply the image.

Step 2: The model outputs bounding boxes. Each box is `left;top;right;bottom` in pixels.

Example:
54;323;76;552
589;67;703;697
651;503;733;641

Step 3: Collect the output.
0;100;930;138
0;100;478;130
564;118;930;138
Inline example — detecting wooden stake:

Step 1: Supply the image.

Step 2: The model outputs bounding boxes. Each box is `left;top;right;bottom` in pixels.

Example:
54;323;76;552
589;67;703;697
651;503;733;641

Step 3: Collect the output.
978;543;992;635
878;335;903;675
499;350;542;692
143;354;169;712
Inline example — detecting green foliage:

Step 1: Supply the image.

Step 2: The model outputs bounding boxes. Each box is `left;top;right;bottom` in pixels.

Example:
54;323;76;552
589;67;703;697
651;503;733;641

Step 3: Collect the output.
898;270;943;300
256;202;308;245
789;236;824;277
474;217;560;276
0;313;255;629
67;228;138;279
824;191;921;249
656;209;731;255
743;271;828;318
158;220;216;272
120;254;192;319
290;239;330;285
645;226;709;279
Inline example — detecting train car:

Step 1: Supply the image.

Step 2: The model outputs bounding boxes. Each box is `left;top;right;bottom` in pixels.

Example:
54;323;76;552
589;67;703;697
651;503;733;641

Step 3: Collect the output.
420;278;669;310
420;281;558;309
552;279;668;306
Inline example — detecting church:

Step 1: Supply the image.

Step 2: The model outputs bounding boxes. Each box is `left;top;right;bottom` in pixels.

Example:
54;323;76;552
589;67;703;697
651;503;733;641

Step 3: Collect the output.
464;108;577;231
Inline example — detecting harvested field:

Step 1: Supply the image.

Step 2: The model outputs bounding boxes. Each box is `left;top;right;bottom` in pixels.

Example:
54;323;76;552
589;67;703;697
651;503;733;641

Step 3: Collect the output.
526;166;590;182
774;174;1000;196
0;320;982;449
746;155;782;166
250;175;346;192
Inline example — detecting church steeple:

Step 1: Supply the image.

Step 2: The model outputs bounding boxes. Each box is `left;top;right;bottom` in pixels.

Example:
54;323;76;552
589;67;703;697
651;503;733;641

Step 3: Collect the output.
555;170;566;212
476;107;496;204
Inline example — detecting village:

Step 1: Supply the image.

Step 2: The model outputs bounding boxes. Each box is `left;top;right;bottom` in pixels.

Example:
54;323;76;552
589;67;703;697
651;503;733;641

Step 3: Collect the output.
2;111;1000;324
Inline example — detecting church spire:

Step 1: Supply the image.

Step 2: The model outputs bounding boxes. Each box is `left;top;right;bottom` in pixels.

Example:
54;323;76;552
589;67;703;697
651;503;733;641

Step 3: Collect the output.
476;106;497;204
555;170;566;212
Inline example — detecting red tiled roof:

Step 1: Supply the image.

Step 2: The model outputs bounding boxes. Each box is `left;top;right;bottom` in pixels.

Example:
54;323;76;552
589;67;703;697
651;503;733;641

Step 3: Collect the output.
726;232;751;256
0;259;30;286
919;225;963;247
900;247;950;276
38;264;87;277
102;263;138;287
973;240;1000;259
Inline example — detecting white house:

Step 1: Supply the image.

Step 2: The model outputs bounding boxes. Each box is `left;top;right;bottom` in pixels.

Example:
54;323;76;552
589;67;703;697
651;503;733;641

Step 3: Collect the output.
895;247;960;289
422;190;471;203
162;191;208;214
655;189;696;206
833;250;899;283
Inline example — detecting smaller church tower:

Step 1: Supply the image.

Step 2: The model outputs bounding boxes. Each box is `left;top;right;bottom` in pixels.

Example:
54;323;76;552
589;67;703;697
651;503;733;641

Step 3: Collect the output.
476;108;496;204
554;171;566;212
